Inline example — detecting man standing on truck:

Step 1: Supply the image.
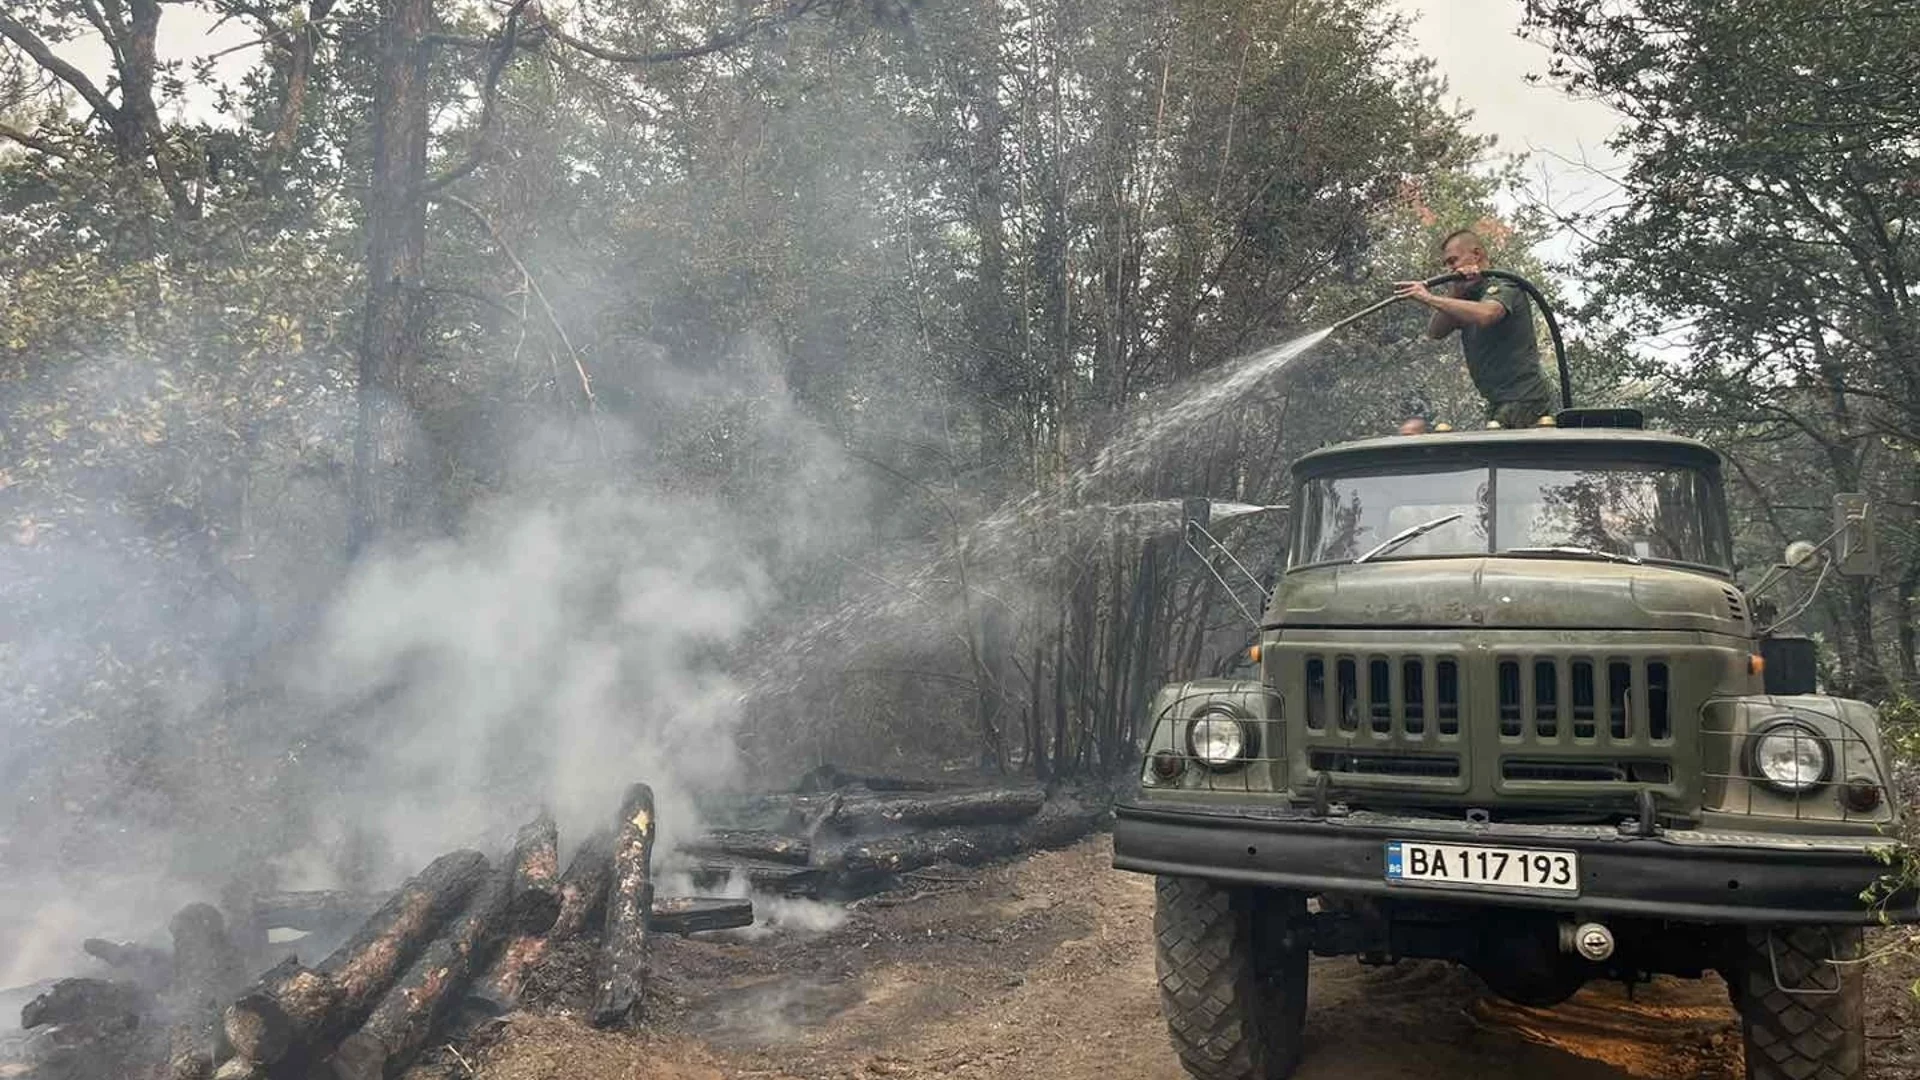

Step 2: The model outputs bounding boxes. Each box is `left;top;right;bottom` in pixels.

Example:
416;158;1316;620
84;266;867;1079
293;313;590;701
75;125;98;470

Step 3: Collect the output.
1394;229;1558;429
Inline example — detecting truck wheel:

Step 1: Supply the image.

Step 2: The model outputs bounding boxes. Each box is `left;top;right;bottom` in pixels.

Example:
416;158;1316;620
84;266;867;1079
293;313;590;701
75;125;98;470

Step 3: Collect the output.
1152;876;1307;1080
1730;926;1865;1080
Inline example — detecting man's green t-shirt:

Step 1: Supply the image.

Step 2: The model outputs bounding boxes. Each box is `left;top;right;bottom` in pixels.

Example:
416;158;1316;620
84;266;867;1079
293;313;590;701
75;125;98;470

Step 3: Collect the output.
1458;277;1554;409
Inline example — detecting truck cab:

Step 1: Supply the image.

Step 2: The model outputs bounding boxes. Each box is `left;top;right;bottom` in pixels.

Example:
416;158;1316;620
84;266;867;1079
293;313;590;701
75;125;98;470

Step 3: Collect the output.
1113;418;1911;1080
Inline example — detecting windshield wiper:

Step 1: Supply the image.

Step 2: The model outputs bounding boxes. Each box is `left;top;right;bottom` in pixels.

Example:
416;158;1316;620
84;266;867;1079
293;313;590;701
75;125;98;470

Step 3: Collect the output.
1498;545;1643;565
1354;513;1464;564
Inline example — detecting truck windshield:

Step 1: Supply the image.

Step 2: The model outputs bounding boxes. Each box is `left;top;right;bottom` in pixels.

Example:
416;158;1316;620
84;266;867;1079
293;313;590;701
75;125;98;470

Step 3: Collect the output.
1295;463;1729;568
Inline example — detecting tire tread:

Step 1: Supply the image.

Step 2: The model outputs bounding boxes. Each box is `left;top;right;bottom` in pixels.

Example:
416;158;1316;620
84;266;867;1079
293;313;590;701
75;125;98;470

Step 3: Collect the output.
1152;876;1302;1080
1733;926;1865;1080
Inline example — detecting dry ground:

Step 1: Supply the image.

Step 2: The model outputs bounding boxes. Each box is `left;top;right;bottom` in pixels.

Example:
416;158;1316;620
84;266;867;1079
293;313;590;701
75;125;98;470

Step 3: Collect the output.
463;833;1920;1080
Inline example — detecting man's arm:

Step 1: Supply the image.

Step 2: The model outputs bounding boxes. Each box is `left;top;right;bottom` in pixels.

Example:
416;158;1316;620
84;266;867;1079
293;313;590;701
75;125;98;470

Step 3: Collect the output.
1394;280;1508;334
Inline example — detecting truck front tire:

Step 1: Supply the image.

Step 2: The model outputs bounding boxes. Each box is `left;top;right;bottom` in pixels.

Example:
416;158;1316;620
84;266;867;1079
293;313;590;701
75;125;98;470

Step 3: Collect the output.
1153;876;1308;1080
1731;925;1866;1080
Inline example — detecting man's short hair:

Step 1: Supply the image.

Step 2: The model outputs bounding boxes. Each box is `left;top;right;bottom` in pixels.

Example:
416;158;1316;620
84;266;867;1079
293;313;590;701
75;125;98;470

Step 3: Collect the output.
1438;228;1483;254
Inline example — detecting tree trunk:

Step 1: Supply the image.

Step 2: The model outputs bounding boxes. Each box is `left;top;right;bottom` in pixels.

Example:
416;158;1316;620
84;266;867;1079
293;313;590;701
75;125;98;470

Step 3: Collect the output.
676;829;812;866
648;897;755;935
162;904;248;1080
1124;538;1159;754
591;783;656;1029
466;812;566;1010
222;850;488;1065
505;810;562;934
349;0;435;553
552;828;616;939
81;938;172;988
789;787;1047;834
816;799;1102;897
328;869;517;1080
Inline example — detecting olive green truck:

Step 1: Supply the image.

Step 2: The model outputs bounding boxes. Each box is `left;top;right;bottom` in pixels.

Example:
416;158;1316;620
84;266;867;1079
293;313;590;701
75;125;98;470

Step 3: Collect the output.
1112;413;1915;1080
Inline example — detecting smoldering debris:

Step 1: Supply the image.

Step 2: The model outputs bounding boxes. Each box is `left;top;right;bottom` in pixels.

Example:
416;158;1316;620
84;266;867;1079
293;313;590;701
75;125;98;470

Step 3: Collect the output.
0;772;1107;1078
2;787;740;1079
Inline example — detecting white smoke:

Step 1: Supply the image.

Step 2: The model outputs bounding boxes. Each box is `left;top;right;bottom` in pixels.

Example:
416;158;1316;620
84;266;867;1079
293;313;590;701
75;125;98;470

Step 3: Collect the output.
0;334;876;989
292;481;775;869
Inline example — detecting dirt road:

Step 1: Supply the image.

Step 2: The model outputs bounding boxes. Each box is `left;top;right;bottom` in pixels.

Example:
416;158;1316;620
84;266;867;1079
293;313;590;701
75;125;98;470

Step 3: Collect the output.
472;833;1920;1080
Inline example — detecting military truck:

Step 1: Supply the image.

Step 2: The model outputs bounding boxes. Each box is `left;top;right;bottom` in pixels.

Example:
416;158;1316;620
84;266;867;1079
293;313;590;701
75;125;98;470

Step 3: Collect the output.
1111;409;1914;1080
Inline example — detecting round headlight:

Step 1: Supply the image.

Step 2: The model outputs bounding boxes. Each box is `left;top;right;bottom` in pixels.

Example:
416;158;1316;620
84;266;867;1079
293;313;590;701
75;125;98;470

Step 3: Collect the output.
1188;711;1251;768
1748;721;1832;793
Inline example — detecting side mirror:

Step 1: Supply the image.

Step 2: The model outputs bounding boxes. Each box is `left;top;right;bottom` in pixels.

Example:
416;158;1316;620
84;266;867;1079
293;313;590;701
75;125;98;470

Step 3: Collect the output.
1832;493;1876;577
1782;540;1823;572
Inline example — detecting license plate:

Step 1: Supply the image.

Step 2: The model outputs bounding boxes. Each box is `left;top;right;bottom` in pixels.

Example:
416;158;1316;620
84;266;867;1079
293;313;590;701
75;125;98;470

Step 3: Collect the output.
1385;841;1578;895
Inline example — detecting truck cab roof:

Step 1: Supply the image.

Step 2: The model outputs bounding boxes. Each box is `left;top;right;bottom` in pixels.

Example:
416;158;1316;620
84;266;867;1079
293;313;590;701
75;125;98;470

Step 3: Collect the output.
1292;427;1723;479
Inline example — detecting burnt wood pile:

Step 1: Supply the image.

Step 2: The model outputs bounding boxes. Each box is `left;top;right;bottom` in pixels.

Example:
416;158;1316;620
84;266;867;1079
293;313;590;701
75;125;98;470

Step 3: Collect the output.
675;777;1106;900
6;776;1106;1079
7;781;749;1080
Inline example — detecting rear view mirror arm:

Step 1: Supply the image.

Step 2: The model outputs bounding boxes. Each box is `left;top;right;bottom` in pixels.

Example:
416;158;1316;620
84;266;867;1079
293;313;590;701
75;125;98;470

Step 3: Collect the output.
1183;526;1261;630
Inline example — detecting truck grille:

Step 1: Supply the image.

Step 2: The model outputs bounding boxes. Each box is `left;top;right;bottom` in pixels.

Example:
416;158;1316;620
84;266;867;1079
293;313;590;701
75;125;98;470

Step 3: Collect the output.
1303;655;1461;737
1288;645;1687;804
1495;656;1671;742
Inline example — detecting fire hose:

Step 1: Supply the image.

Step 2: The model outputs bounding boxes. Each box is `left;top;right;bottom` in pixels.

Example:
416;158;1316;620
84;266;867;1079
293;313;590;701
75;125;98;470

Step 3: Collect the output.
1323;269;1573;411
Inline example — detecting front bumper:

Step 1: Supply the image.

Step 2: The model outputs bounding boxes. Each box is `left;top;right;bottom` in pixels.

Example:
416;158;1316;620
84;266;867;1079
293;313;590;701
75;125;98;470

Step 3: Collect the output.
1112;800;1917;925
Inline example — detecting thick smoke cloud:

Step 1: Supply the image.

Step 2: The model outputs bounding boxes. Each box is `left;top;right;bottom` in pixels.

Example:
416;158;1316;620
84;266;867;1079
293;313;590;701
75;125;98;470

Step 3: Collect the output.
293;483;773;870
0;341;871;993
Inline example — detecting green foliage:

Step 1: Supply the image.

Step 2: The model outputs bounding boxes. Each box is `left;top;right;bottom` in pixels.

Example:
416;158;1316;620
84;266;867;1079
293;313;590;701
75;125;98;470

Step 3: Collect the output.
1883;696;1920;762
1524;0;1920;698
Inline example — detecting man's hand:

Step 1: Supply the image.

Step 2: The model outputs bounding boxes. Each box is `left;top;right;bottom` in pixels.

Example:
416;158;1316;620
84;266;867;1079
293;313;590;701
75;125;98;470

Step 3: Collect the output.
1394;280;1436;305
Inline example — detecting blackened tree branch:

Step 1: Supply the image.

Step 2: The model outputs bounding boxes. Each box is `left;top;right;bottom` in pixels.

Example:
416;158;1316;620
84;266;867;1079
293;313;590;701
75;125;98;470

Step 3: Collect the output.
419;0;530;194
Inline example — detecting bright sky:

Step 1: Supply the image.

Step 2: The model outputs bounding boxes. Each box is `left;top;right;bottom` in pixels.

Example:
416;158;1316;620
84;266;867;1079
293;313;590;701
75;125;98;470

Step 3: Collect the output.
1388;0;1627;269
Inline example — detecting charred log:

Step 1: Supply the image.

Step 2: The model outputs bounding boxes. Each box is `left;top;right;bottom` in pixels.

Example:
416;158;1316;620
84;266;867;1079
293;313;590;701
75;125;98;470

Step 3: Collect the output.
218;957;327;1066
791;787;1047;834
81;938;169;971
472;826;615;1010
252;891;390;934
82;938;172;989
327;866;517;1080
505;810;561;935
221;849;489;1065
161;904;247;1080
552;828;615;939
467;933;549;1014
20;977;150;1032
821;826;1020;893
682;859;820;898
590;782;655;1029
648;897;754;935
816;799;1103;896
168;905;247;1005
676;829;811;866
1014;798;1107;849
